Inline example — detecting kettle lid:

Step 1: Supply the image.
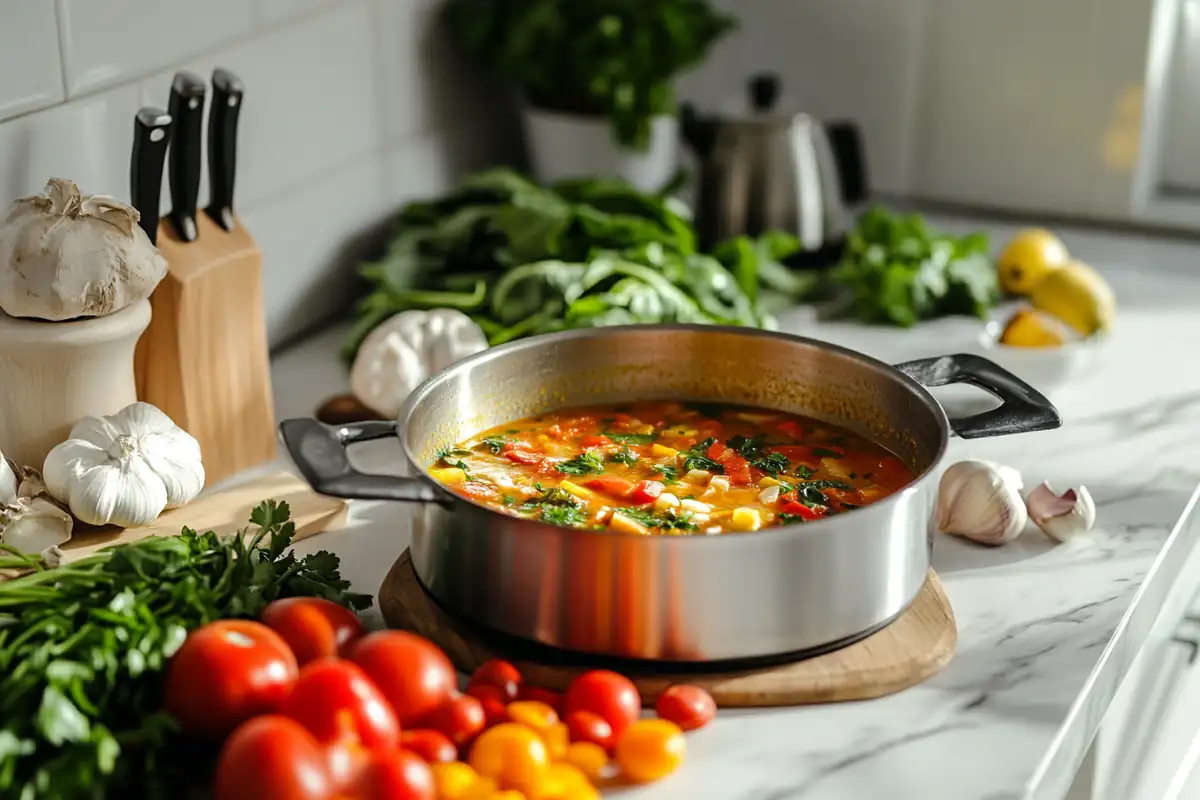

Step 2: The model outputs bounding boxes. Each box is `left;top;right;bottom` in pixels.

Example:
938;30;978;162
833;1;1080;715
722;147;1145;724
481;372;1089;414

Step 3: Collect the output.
706;72;795;127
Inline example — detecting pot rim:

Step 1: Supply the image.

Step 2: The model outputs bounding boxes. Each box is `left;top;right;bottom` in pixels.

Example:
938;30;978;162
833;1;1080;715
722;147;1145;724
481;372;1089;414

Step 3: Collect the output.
398;323;949;543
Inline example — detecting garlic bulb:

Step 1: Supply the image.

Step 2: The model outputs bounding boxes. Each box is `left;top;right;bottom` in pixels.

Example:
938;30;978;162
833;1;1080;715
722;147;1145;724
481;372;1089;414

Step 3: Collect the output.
43;402;204;528
0;178;167;321
0;465;72;554
351;309;489;418
935;459;1028;546
0;453;15;504
1026;482;1096;542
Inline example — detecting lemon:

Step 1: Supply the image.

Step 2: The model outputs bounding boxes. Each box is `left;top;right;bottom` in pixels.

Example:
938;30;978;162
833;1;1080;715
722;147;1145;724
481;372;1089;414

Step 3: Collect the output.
996;228;1070;295
1029;259;1115;337
998;308;1070;348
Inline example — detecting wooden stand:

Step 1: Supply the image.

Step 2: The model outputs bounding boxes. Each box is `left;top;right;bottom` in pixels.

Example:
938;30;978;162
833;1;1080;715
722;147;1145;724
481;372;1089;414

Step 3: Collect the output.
379;551;957;706
135;213;276;487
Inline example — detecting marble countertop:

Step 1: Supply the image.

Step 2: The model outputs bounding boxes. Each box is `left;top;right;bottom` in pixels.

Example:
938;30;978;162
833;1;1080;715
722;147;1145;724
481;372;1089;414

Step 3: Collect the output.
262;229;1200;800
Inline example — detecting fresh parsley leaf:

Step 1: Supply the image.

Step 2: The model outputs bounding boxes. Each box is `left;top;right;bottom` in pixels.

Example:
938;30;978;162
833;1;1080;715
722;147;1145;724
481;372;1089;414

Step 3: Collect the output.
794;465;816;480
607;432;655;445
617;507;698;532
750;451;789;476
521;486;587;527
793;480;853;507
540;504;587;526
652;464;679;484
609;447;639;466
681;438;723;473
436;446;472;475
479;435;510;454
725;434;765;457
556;450;605;475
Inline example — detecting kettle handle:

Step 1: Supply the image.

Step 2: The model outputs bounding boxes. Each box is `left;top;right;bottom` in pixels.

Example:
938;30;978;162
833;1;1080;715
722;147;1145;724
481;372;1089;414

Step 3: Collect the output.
825;121;869;205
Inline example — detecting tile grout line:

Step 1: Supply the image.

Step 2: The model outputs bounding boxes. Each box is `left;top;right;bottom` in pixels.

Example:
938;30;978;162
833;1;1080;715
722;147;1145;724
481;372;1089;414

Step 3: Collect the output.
51;0;72;103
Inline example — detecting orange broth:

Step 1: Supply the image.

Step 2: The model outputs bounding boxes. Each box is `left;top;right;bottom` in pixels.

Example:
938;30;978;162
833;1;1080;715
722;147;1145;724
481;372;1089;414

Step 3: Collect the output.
427;401;914;535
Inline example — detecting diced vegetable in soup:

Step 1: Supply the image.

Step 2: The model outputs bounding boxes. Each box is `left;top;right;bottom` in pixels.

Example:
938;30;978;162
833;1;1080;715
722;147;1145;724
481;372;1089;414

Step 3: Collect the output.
427;402;915;535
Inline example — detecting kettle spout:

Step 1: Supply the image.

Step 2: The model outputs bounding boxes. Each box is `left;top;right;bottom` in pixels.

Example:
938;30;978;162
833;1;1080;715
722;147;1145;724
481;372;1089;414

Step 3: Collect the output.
679;103;716;158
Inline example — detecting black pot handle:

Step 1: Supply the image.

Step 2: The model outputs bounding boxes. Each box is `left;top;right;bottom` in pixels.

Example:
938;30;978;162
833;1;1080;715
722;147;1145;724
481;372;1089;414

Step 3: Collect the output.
279;418;448;503
894;354;1062;439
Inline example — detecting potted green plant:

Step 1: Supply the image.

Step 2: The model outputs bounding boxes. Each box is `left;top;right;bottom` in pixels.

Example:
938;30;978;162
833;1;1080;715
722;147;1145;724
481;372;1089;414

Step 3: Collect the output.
445;0;736;192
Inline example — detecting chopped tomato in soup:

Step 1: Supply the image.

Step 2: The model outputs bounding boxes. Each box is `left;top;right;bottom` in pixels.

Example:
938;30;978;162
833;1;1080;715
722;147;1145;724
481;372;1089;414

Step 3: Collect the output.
426;402;914;535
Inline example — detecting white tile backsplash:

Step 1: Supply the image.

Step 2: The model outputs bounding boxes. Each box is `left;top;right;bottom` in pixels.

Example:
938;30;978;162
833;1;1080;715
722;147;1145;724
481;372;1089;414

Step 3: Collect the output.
0;1;65;122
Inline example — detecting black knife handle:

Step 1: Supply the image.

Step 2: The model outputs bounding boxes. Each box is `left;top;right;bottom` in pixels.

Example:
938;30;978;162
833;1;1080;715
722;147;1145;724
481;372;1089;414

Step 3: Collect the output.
130;107;172;246
205;67;244;232
166;71;207;242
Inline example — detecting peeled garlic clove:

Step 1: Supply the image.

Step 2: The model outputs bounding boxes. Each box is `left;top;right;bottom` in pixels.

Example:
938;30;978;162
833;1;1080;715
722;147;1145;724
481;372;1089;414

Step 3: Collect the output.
1026;482;1095;542
0;496;73;553
936;459;1028;546
40;545;66;569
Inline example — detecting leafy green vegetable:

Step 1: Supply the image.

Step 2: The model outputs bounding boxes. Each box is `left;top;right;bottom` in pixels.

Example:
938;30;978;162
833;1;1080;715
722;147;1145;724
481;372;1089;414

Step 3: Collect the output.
652;464;679;484
724;434;789;476
778;513;805;524
479;435;510;454
521;486;589;526
556;450;606;475
829;206;999;327
445;0;736;149
609;448;639;466
792;480;854;507
436;447;473;475
793;465;816;480
617;507;698;532
607;432;656;445
680;438;723;474
343;169;805;364
0;501;370;800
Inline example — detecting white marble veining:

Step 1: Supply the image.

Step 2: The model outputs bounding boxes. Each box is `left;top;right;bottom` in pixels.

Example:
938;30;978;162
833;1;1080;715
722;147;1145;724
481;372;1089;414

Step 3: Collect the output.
265;254;1200;799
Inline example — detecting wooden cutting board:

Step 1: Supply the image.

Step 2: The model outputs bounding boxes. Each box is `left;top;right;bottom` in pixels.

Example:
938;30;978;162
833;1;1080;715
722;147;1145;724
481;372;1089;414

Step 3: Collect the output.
379;550;957;706
56;472;344;562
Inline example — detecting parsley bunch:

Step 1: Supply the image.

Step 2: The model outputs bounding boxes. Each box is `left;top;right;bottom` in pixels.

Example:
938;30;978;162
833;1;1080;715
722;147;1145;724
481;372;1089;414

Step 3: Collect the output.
0;501;371;800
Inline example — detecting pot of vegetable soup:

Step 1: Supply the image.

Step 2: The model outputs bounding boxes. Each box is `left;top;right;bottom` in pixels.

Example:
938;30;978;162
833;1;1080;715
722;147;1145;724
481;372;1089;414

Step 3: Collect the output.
281;325;1060;662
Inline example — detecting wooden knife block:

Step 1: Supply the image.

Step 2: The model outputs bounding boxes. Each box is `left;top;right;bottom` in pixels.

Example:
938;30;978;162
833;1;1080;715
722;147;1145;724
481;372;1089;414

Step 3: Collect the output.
135;213;277;486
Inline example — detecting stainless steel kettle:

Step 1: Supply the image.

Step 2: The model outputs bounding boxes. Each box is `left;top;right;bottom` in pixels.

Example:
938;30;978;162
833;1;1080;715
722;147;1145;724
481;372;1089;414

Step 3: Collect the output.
681;74;868;251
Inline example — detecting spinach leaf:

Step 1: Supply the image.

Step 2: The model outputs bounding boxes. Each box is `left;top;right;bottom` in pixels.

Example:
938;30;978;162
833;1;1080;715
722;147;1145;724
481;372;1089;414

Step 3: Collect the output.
609;448;639;466
479;435;510;454
617;507;698;532
681;438;723;474
652;464;679;484
608;432;655;445
556;451;605;475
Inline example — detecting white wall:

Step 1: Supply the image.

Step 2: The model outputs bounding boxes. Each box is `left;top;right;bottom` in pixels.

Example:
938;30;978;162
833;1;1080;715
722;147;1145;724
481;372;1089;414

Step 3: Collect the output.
0;0;519;347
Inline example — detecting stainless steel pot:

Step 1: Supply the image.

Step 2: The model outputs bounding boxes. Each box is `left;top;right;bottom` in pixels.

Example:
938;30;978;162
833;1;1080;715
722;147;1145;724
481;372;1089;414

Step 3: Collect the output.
281;325;1060;663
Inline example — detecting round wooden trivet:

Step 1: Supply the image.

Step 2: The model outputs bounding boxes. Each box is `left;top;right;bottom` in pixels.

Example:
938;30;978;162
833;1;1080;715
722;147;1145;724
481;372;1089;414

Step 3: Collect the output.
378;551;956;706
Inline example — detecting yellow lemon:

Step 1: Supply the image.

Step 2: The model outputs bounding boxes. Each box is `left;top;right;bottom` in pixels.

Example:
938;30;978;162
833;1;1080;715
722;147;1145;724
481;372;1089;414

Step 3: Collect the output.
998;308;1070;348
996;228;1070;295
1029;260;1116;337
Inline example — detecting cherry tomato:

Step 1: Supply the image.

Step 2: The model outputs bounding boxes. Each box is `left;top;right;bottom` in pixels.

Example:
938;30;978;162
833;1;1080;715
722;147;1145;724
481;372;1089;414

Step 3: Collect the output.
628;480;664;504
260;597;365;665
505;701;558;733
347;749;435;800
281;658;399;752
468;659;522;702
561;670;640;739
349;631;457;725
467;683;511;727
468;723;550;792
578;435;612;448
564;741;608;781
518;686;562;713
431;761;480;800
721;453;752;485
615;719;686;783
427;693;487;746
705;441;727;460
165;620;298;739
655;684;716;731
779;500;825;520
400;729;458;764
564;711;614;749
213;715;332;800
776;420;803;439
530;762;594;800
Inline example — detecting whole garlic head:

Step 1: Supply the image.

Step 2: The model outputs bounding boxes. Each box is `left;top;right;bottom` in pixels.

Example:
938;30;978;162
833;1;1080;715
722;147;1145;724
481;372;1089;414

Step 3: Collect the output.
351;309;489;418
936;459;1028;546
0;178;167;321
1026;482;1096;542
42;402;204;528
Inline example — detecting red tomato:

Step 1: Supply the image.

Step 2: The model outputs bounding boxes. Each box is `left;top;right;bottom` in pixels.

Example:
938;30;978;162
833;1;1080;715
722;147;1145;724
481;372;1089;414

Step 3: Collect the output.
468;659;522;702
705;441;727;460
347;749;435;800
565;711;615;749
400;729;458;764
583;475;634;499
517;685;562;713
721;453;752;485
578;435;611;447
628;480;664;504
213;715;332;800
696;420;724;439
426;693;486;746
655;685;716;731
779;501;825;521
349;632;457;726
562;671;641;739
467;684;510;726
260;597;365;665
776;420;803;439
281;658;400;751
504;449;544;466
165;620;298;739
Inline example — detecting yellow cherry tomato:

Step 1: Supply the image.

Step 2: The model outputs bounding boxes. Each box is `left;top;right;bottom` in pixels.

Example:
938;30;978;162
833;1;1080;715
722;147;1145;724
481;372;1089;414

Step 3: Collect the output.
433;761;480;799
493;792;526;800
507;700;559;732
461;775;500;800
469;723;551;792
615;719;686;783
542;721;570;760
526;762;594;800
564;741;608;782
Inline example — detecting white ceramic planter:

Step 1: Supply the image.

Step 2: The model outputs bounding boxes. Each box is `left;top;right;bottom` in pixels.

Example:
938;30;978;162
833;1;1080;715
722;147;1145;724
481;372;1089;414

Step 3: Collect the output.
522;106;680;193
0;299;151;469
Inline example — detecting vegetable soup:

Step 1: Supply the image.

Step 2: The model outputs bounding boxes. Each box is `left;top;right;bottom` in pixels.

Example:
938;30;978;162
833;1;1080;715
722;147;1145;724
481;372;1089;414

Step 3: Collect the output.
427;402;915;535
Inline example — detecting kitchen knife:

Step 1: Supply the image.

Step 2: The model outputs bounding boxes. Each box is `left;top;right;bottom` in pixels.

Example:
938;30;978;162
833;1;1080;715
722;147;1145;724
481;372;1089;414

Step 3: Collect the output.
129;107;173;246
166;71;207;243
205;67;244;233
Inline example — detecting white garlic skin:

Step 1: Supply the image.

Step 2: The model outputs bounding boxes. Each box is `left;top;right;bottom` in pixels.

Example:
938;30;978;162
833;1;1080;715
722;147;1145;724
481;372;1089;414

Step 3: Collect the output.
43;402;204;528
0;496;73;554
1026;482;1096;542
0;454;15;504
936;459;1028;546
